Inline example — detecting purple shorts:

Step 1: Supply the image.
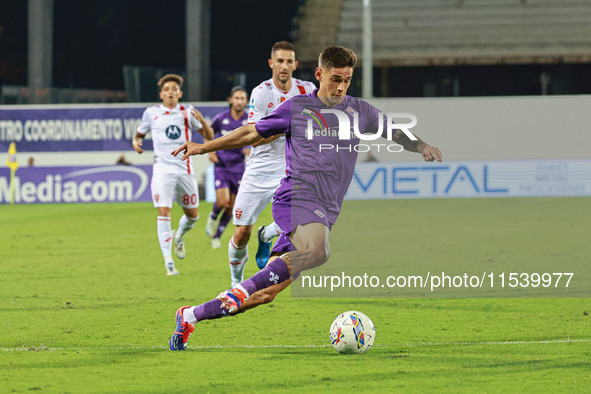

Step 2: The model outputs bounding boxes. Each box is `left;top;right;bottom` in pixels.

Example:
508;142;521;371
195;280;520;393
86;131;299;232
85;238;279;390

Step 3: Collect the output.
214;166;244;195
270;178;340;254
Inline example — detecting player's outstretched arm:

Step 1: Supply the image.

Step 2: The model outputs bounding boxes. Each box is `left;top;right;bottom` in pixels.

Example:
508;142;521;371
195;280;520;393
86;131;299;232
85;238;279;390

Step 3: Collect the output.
251;134;282;147
171;124;263;161
392;130;442;162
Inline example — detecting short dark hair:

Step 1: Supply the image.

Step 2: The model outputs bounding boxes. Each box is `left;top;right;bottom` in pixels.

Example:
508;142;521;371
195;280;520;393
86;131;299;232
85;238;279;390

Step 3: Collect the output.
157;74;183;90
229;85;247;97
318;46;357;69
271;41;295;57
228;86;248;108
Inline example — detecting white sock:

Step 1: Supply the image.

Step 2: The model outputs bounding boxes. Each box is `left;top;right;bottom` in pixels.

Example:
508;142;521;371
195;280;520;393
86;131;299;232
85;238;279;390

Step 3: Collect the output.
228;236;248;285
261;221;281;243
176;214;199;242
183;306;197;324
157;216;173;263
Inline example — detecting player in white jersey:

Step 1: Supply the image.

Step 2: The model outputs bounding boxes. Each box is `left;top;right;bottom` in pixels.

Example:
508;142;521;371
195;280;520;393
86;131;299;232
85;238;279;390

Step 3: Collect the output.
226;41;316;286
133;74;214;275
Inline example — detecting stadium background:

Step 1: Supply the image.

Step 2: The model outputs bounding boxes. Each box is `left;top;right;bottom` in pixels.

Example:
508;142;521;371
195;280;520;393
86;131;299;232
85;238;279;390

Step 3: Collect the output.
1;1;590;392
2;0;590;202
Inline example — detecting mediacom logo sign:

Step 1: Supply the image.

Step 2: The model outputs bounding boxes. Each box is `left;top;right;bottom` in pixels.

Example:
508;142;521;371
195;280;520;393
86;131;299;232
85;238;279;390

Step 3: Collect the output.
0;165;152;204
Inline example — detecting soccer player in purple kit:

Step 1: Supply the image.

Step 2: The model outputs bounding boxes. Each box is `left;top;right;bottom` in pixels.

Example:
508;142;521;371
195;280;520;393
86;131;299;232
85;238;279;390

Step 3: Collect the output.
205;86;250;249
168;46;442;350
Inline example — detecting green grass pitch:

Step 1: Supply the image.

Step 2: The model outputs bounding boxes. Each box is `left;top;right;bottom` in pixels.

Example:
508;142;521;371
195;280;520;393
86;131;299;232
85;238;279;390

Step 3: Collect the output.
1;198;590;392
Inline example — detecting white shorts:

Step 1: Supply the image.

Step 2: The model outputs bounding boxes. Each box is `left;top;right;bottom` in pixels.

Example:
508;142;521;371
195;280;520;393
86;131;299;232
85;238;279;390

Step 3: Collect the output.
151;172;199;209
232;173;282;226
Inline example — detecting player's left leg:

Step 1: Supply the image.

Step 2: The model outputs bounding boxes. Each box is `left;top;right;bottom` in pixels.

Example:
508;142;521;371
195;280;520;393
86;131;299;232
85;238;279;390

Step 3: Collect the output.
218;222;329;312
169;255;290;350
289;222;331;275
172;207;198;259
256;221;282;269
251;186;282;269
239;254;290;311
206;203;222;238
168;223;330;350
172;175;200;260
211;187;232;249
206;168;226;237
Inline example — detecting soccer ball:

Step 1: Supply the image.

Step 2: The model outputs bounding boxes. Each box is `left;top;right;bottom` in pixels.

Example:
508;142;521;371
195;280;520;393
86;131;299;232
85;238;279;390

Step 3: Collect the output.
329;311;375;354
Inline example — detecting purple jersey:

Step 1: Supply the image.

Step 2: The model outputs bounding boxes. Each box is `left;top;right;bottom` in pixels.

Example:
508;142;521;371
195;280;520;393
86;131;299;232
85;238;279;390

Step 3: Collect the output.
255;90;387;216
211;109;248;171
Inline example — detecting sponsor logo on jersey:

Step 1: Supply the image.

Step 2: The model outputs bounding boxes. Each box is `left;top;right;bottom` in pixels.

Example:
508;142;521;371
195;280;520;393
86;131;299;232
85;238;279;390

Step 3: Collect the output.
314;209;326;218
222;118;230;125
346;106;357;117
165;125;182;140
268;102;274;108
248;112;254;119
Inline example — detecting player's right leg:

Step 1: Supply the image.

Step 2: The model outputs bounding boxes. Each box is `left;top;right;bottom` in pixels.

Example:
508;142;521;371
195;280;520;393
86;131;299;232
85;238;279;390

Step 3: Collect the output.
156;206;177;275
152;173;178;275
228;224;252;286
289;222;331;275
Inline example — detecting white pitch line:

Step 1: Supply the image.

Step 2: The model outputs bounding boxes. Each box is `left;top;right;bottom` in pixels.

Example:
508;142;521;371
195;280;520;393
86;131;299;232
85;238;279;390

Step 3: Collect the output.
1;338;589;352
403;338;591;347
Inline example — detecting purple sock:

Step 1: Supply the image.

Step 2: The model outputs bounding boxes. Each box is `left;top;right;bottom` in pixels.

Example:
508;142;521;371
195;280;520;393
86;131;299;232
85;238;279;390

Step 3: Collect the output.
239;258;290;296
193;299;228;322
214;212;232;238
210;203;222;220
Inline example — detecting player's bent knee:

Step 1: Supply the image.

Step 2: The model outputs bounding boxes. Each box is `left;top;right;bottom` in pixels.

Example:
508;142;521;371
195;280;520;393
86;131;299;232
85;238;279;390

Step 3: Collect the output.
295;247;330;272
309;246;330;266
